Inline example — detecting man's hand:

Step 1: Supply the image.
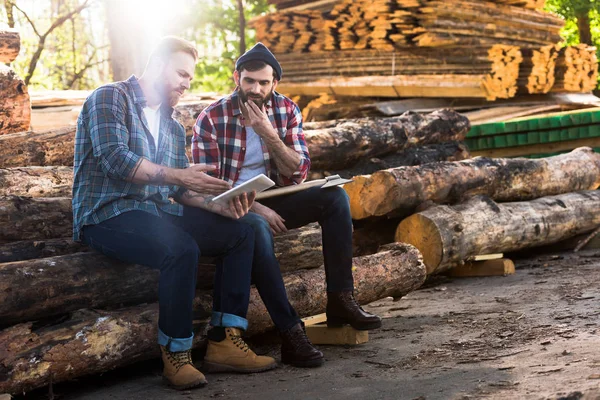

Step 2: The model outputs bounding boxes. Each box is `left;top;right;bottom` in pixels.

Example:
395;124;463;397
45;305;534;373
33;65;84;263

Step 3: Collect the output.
244;101;276;139
252;202;287;234
176;164;231;195
215;191;256;219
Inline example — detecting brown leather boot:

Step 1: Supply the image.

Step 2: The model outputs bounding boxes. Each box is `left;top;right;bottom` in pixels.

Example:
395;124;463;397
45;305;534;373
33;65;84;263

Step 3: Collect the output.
326;291;382;330
280;322;324;368
203;327;277;373
160;346;207;390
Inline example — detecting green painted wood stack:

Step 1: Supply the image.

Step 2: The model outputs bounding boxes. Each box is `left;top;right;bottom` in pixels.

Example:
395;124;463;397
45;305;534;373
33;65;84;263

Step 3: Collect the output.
465;108;600;158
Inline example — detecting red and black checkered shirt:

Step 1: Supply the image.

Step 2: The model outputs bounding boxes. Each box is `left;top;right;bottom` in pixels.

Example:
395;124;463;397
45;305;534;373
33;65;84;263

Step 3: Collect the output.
191;90;310;187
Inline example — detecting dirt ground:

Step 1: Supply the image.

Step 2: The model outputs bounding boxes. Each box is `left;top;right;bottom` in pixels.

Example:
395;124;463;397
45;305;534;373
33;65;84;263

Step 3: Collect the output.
16;249;600;400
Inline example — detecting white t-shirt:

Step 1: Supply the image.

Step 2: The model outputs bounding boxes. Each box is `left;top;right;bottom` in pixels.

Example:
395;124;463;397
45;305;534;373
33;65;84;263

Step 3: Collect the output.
143;106;161;158
234;127;267;187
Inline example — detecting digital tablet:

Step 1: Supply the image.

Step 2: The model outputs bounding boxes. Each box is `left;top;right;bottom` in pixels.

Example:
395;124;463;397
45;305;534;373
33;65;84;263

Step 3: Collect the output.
211;174;275;203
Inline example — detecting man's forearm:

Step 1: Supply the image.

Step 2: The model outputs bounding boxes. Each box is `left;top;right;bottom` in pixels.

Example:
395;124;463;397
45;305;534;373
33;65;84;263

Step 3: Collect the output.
261;130;302;177
128;158;182;186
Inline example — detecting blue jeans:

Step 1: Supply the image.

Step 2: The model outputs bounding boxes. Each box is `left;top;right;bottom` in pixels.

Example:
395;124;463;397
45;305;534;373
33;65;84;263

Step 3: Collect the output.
81;207;254;352
241;186;354;332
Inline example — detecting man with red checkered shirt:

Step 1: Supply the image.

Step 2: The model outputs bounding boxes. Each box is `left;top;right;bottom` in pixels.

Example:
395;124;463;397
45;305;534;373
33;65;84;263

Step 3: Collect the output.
192;43;382;368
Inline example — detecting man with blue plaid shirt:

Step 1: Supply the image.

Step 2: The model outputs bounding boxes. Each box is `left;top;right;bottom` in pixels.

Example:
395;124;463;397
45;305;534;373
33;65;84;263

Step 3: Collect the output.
73;37;278;391
192;43;382;369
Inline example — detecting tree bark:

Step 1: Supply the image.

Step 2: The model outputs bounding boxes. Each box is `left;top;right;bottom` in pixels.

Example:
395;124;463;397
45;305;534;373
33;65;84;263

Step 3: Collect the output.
308;141;471;180
396;191;600;275
306;109;470;170
0;237;89;263
0;243;425;395
0;64;30;135
345;147;600;220
0;29;20;63
576;10;592;46
0;127;74;168
0;166;73;197
0;196;72;242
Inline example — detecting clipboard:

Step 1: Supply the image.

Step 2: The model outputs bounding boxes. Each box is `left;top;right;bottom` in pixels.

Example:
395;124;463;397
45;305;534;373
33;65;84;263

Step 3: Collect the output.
255;175;353;200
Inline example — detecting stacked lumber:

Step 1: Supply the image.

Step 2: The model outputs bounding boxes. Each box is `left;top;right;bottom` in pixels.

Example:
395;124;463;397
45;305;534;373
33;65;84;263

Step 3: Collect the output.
552;44;599;93
465;107;600;158
269;0;547;11
518;44;561;94
0;29;30;135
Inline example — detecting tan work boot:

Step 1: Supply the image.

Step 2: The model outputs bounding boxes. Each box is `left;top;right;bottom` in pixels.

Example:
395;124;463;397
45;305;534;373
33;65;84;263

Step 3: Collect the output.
160;345;208;390
203;327;277;373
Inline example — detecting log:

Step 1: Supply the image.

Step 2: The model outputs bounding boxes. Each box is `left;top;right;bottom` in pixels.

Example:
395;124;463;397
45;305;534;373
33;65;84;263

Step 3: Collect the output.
0;197;72;242
308;141;471;180
306;109;470;170
0;237;89;263
0;166;73;197
0;223;323;325
344;147;600;220
0;127;74;168
0;29;20;63
0;110;469;171
395;191;600;274
0;243;425;394
0;64;30;135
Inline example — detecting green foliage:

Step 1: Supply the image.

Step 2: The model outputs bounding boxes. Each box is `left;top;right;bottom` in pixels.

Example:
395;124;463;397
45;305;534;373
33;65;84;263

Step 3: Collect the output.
187;0;272;93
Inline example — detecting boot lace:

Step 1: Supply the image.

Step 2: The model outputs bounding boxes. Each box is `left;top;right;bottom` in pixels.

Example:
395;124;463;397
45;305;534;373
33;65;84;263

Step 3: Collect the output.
230;332;250;353
166;349;193;370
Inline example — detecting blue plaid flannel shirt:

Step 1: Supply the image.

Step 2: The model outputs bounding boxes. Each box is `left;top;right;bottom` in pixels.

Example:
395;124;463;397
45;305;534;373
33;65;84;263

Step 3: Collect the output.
72;75;189;241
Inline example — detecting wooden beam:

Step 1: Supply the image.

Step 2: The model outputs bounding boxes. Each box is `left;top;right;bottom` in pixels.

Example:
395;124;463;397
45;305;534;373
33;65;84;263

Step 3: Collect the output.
305;324;369;345
447;259;515;277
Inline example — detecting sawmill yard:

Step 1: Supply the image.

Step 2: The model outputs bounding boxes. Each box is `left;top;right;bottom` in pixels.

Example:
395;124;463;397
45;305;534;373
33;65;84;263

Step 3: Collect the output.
11;249;600;400
3;0;600;398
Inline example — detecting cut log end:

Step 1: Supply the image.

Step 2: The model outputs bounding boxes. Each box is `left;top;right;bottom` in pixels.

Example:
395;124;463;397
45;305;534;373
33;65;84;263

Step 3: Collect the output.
395;213;443;275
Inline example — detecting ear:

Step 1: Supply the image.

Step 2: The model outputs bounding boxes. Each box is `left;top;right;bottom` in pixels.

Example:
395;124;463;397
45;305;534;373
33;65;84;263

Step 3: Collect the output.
233;70;240;87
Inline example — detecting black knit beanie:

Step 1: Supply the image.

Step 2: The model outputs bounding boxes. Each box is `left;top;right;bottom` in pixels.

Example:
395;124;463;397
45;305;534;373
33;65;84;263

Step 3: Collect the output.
235;42;283;81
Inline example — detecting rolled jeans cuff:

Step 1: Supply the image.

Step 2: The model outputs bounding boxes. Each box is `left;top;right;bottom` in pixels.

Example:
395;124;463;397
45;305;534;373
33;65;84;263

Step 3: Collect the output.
158;328;193;352
210;311;248;331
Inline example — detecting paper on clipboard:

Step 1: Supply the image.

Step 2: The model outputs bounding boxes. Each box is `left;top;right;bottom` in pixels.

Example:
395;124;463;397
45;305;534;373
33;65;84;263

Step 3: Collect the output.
255;175;353;200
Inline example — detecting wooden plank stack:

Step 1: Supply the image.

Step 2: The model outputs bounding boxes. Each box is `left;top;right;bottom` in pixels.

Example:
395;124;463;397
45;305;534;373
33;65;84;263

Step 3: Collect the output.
252;0;599;102
0;29;31;135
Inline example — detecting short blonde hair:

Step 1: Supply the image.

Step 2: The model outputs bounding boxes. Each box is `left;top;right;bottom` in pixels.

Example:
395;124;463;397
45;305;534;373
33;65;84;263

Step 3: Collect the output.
148;36;198;63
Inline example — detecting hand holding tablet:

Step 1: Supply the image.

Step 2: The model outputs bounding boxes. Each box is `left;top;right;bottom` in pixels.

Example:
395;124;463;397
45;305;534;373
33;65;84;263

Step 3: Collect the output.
211;174;276;204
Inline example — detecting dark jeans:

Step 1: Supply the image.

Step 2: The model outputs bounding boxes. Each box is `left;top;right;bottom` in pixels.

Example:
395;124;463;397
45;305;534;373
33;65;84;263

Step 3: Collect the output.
81;207;255;351
241;186;354;332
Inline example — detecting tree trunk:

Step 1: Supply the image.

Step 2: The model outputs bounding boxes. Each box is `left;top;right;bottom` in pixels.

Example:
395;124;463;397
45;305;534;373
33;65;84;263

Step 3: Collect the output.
308;141;471;180
0;237;89;263
237;0;246;55
0;243;425;395
0;166;73;197
396;191;600;274
0;127;74;168
306;109;470;170
0;196;72;242
0;224;323;325
0;29;20;63
576;9;592;46
345;147;600;220
0;64;30;135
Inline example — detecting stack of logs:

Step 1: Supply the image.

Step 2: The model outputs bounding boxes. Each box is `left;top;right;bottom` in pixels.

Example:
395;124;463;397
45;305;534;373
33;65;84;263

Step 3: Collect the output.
0;108;475;394
0;29;30;134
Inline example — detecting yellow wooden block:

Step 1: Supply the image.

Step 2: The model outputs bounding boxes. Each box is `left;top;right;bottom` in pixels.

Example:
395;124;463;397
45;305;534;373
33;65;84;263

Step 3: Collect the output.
301;313;328;327
305;324;369;345
447;258;515;277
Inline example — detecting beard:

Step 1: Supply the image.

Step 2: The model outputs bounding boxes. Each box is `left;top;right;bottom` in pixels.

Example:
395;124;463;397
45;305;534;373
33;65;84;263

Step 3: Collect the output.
154;80;185;107
239;87;273;108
